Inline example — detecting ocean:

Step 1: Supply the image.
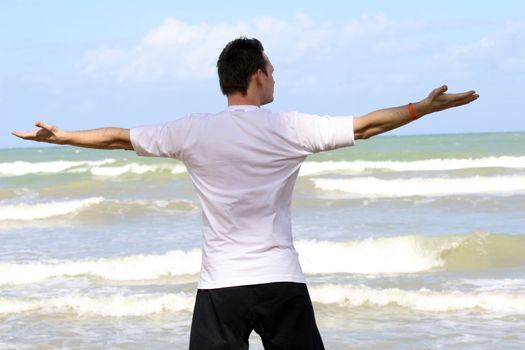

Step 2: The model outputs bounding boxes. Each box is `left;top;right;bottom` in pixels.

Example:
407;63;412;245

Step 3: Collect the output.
1;132;524;349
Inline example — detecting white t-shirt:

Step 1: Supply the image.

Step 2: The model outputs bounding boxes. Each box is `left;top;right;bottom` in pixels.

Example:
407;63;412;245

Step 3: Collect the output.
130;105;355;289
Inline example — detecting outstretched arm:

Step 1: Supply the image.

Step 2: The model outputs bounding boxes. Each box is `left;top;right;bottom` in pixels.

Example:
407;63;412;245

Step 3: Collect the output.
353;85;479;140
11;121;133;150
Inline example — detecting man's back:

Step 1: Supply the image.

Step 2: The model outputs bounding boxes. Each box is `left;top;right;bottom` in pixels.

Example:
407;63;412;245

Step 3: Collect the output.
130;105;355;288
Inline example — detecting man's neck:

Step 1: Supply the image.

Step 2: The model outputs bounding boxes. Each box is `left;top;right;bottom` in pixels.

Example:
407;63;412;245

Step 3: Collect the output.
227;93;261;107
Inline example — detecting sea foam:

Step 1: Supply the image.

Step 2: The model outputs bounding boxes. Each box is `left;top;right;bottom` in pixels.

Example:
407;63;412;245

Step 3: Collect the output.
0;159;116;176
312;175;525;197
1;233;522;285
90;163;186;176
0;198;197;222
3;156;523;178
0;292;195;317
0;249;202;285
295;236;449;274
0;159;186;177
309;283;525;313
299;156;525;176
1;283;524;316
0;197;105;221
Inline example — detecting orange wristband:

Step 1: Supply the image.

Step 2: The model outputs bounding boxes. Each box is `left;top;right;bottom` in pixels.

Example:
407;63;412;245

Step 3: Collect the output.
408;103;418;120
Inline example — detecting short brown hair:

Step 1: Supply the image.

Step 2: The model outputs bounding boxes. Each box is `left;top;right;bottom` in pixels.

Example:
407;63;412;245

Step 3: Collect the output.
217;37;266;96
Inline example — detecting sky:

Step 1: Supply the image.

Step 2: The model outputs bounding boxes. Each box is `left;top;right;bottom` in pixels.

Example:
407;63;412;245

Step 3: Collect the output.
2;0;525;149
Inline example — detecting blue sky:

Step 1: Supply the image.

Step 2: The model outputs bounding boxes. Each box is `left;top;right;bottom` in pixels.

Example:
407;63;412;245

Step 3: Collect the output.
2;1;525;149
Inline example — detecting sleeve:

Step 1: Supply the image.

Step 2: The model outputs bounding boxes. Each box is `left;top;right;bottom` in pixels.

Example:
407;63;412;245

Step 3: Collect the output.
130;116;191;160
287;111;355;154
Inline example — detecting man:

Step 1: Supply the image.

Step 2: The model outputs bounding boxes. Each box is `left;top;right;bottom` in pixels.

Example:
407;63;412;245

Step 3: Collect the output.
12;37;478;349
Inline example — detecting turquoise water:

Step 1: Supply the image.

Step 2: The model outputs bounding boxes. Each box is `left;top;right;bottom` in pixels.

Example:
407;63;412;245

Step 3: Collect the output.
1;132;524;349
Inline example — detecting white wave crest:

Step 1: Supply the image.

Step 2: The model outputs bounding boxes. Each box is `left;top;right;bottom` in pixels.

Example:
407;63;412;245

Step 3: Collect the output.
312;175;525;197
0;159;116;176
0;197;105;221
2;284;523;316
0;292;194;316
1;234;521;286
0;159;187;177
296;236;452;274
0;236;455;285
444;278;525;292
0;249;202;285
310;284;525;313
90;163;186;176
299;156;525;176
0;198;198;223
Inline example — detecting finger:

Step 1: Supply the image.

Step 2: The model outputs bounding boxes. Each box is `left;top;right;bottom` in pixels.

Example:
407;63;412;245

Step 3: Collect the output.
464;93;480;103
435;85;448;94
11;130;37;140
467;93;479;101
430;85;448;99
449;91;479;102
35;121;56;132
444;91;477;101
451;93;480;107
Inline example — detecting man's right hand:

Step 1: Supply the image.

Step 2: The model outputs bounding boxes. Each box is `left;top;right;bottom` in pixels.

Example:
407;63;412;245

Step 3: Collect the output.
12;123;133;150
12;121;64;144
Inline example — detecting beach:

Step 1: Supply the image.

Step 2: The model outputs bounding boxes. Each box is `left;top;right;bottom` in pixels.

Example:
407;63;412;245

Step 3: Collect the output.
1;131;524;349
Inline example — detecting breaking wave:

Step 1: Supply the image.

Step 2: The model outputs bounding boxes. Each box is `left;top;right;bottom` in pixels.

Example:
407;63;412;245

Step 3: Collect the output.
299;156;525;176
311;175;525;197
0;249;202;285
0;198;197;222
0;292;195;317
89;163;186;176
1;281;524;316
0;159;117;176
0;198;105;221
1;233;523;285
3;156;523;178
0;159;186;177
309;283;525;313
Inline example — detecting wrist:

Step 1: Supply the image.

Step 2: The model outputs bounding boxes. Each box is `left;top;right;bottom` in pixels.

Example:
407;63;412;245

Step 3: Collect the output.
413;100;432;118
56;130;70;145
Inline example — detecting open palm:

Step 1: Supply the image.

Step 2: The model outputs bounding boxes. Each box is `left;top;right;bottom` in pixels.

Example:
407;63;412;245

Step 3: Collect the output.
11;121;62;144
425;85;479;113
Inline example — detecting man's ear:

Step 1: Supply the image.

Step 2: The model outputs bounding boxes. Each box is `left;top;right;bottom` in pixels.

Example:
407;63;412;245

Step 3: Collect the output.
254;69;264;86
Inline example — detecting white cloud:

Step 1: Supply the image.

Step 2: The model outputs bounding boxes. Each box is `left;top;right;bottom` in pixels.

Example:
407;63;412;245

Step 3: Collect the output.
79;18;252;82
430;29;525;75
446;38;496;60
79;46;125;78
77;14;427;83
505;20;525;34
344;13;404;38
77;14;523;86
142;18;211;46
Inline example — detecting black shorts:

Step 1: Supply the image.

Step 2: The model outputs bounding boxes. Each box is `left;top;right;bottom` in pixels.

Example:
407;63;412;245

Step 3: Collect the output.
189;282;325;350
